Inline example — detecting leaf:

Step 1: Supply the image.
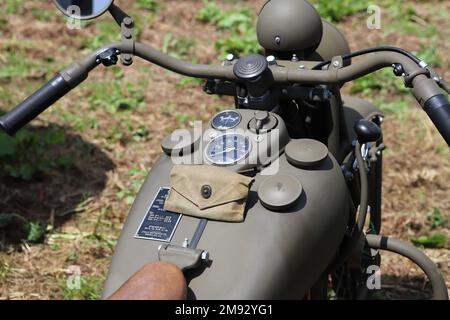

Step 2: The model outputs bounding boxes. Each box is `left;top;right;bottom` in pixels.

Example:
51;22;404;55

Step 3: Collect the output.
427;208;448;229
412;233;448;249
27;221;47;243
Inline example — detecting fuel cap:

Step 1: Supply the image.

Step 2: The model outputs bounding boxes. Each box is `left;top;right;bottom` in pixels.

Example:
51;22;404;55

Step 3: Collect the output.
161;128;201;156
285;139;328;169
258;175;303;211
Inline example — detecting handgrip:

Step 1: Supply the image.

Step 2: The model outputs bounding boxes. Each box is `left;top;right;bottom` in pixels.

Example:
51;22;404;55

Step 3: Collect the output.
423;94;450;147
0;74;73;135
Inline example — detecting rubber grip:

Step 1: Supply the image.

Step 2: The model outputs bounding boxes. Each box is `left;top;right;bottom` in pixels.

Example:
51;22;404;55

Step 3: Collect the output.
0;74;72;135
424;94;450;147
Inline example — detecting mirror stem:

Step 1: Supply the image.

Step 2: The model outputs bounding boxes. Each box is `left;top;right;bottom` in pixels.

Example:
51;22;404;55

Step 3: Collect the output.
108;3;131;27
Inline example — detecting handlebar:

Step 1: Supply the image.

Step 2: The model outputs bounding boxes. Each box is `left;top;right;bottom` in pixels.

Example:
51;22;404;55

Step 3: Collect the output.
0;41;448;146
0;75;75;135
423;94;450;146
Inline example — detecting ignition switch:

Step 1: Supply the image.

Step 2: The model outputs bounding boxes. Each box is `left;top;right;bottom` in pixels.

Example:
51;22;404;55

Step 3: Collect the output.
248;111;278;134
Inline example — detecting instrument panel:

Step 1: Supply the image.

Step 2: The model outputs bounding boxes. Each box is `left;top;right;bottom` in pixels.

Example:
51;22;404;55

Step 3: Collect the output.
204;132;251;165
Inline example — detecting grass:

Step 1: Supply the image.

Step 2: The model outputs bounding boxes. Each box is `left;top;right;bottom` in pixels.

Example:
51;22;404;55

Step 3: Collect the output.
5;0;25;15
162;34;196;60
86;78;148;113
196;0;261;58
311;0;367;22
0;128;72;180
427;208;449;229
115;168;148;205
0;260;10;284
60;274;105;300
136;0;159;12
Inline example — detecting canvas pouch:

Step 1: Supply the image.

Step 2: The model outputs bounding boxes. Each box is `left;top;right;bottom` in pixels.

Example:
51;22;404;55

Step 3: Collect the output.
163;165;254;222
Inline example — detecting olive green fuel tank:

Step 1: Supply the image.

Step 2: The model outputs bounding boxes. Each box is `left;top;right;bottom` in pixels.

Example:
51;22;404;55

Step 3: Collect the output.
102;110;349;299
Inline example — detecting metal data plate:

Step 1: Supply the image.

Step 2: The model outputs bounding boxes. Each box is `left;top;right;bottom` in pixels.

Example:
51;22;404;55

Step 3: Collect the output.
135;187;182;242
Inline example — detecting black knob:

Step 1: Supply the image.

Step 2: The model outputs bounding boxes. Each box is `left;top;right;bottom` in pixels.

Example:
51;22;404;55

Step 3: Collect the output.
233;54;268;81
354;119;381;143
98;48;119;67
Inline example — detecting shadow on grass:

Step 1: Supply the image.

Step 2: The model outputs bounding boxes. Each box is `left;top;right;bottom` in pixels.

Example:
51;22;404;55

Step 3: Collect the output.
373;275;434;300
0;123;115;247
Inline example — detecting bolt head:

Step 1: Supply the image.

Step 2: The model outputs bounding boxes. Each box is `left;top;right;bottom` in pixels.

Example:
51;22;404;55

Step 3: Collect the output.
266;55;276;63
226;53;234;61
201;251;209;261
333;60;340;67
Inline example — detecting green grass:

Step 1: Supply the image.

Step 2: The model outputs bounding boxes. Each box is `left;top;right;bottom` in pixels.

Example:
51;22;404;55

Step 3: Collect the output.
427;208;449;230
412;233;448;249
86;77;148;113
0;128;72;180
115;168;148;205
136;0;159;12
5;0;25;14
31;7;57;22
196;0;261;58
82;21;121;50
311;0;367;22
0;50;38;79
162;34;196;60
60;274;105;300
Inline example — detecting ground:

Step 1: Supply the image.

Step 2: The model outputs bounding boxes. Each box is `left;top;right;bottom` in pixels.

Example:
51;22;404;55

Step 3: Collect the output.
0;0;448;299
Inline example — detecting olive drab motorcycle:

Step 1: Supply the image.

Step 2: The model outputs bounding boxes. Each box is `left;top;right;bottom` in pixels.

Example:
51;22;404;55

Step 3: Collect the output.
1;0;449;300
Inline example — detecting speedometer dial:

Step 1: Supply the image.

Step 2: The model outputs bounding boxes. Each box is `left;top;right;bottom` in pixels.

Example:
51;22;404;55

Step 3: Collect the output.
211;110;241;130
205;133;251;165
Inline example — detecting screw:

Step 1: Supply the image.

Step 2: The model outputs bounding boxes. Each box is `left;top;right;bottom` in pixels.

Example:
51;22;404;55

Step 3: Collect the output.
201;251;209;262
292;54;299;62
226;53;234;62
266;55;276;64
333;60;340;67
123;17;133;28
124;30;132;39
299;65;305;70
182;238;189;248
275;36;281;45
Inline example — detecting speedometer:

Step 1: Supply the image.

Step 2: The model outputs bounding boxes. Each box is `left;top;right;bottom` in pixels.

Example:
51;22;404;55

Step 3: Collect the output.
211;110;241;130
205;133;251;165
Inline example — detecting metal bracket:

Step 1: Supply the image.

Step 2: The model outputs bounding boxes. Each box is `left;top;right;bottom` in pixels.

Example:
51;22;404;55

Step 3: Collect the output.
330;56;344;70
158;244;209;271
120;17;134;66
108;4;134;66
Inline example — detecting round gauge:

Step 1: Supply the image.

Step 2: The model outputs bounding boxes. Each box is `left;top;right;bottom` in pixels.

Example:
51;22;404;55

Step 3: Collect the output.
211;110;242;130
205;133;251;165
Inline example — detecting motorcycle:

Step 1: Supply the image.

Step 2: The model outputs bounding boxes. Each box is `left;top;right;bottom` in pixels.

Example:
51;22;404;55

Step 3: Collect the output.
0;0;449;300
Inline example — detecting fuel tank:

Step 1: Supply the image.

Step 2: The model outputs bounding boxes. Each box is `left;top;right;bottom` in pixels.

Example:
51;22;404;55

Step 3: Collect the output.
102;110;349;299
